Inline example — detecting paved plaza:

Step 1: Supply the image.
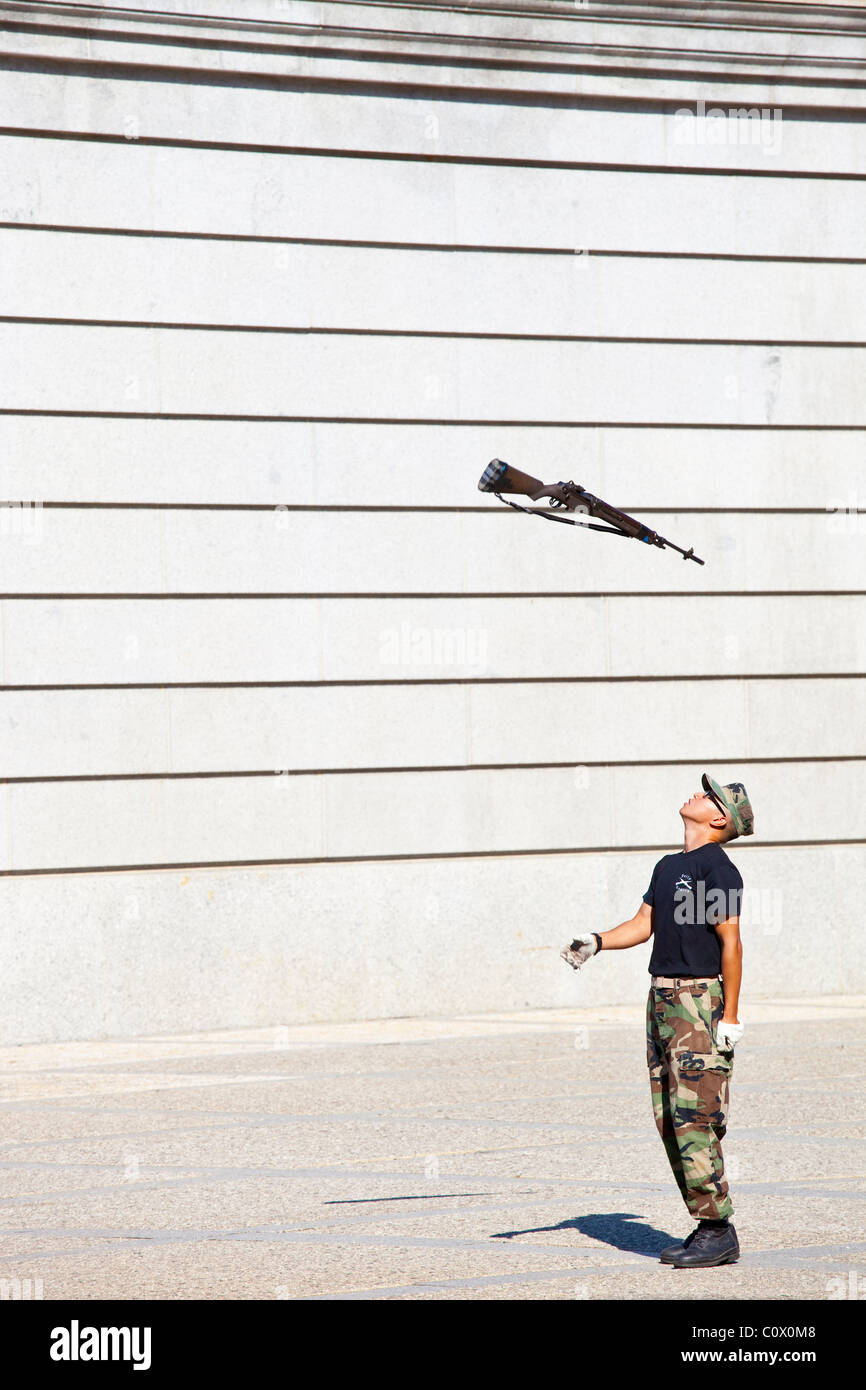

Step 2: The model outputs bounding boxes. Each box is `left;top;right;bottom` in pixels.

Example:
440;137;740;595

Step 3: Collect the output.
1;997;864;1301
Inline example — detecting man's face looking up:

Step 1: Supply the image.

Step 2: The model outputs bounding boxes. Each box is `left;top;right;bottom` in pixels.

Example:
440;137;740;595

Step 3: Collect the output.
680;789;731;838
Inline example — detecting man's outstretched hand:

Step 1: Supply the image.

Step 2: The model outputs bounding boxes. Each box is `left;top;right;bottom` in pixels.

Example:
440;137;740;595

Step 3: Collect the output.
560;935;599;971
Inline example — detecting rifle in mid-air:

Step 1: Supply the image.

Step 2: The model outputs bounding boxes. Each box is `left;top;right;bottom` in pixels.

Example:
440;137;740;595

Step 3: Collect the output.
477;458;704;565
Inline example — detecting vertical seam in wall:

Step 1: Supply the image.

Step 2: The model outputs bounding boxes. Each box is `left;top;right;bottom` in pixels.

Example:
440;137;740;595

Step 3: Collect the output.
153;319;163;416
608;760;616;851
315;593;324;680
158;508;168;594
310;418;319;506
602;594;612;681
453;336;463;426
447;164;458;250
165;685;175;776
3;784;11;875
301;240;313;334
603;594;615;844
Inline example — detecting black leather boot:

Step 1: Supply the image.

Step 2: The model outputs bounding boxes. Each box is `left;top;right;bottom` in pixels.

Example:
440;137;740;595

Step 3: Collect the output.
659;1226;698;1264
671;1221;740;1268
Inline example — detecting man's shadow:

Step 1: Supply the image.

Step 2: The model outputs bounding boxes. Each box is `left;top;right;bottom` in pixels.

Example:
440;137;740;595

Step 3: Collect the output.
490;1211;677;1257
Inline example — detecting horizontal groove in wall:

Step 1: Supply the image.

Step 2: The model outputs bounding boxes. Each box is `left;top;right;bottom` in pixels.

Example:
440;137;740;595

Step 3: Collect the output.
7;1;866;46
4;44;866;99
5;223;866;265
4;126;866;182
1;591;864;600
3;673;863;692
3;315;865;348
0;504;844;516
5;753;864;786
1;837;862;879
7;11;866;65
2;413;863;429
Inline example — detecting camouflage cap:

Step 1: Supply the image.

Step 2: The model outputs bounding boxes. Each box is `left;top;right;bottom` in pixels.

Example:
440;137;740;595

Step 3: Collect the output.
702;773;755;838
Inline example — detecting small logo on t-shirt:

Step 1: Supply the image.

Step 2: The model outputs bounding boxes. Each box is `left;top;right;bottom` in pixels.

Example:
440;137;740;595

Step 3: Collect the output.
674;878;741;926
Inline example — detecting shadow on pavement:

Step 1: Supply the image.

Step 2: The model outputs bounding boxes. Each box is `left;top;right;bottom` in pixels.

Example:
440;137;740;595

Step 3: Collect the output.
324;1193;489;1204
490;1211;678;1256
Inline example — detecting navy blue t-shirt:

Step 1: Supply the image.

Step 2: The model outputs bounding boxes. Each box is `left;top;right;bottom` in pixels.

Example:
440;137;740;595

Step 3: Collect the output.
643;842;743;977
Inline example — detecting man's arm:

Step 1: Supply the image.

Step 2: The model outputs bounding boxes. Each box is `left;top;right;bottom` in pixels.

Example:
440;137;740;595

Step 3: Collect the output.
561;901;653;970
715;916;743;1022
597;900;654;950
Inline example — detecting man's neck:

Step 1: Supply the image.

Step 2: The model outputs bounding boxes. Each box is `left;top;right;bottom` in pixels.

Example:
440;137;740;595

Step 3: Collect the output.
682;825;718;854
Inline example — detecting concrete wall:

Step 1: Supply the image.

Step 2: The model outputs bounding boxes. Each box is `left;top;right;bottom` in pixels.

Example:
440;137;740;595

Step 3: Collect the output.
1;0;865;1042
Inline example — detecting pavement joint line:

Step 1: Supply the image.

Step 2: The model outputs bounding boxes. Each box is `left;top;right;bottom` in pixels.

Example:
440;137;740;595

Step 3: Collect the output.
10;1050;594;1073
0;1072;653;1101
0;1099;856;1124
298;1253;854;1300
0;1084;650;1109
3;1061;863;1097
3;1013;862;1078
1;1117;861;1173
0;1088;652;1114
0;1167;860;1191
302;1269;653;1299
2;997;862;1051
0;1121;657;1153
0;1067;606;1089
0;1155;861;1186
0;1121;644;1152
0;1197;554;1241
0;1101;860;1135
5;1051;864;1079
0;1209;566;1243
0;1129;858;1169
0;1034;628;1073
336;1139;636;1163
10;1035;862;1080
0;1170;864;1212
0;1230;656;1259
8;1205;866;1244
0;1104;859;1140
0;1122;860;1156
0;1111;665;1134
3;1066;846;1099
3;1227;865;1267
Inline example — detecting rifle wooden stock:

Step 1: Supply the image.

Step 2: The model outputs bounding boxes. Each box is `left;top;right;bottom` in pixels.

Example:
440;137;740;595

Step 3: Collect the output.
478;459;547;498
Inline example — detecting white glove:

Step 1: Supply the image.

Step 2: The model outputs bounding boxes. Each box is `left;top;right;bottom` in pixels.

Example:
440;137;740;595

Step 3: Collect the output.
560;935;599;972
716;1019;744;1050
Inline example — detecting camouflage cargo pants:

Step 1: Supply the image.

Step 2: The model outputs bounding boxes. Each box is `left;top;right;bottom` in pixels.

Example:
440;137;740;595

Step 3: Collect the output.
646;976;734;1221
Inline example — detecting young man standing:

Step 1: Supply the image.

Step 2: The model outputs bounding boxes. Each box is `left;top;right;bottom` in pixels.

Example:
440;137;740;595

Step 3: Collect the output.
561;773;754;1269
